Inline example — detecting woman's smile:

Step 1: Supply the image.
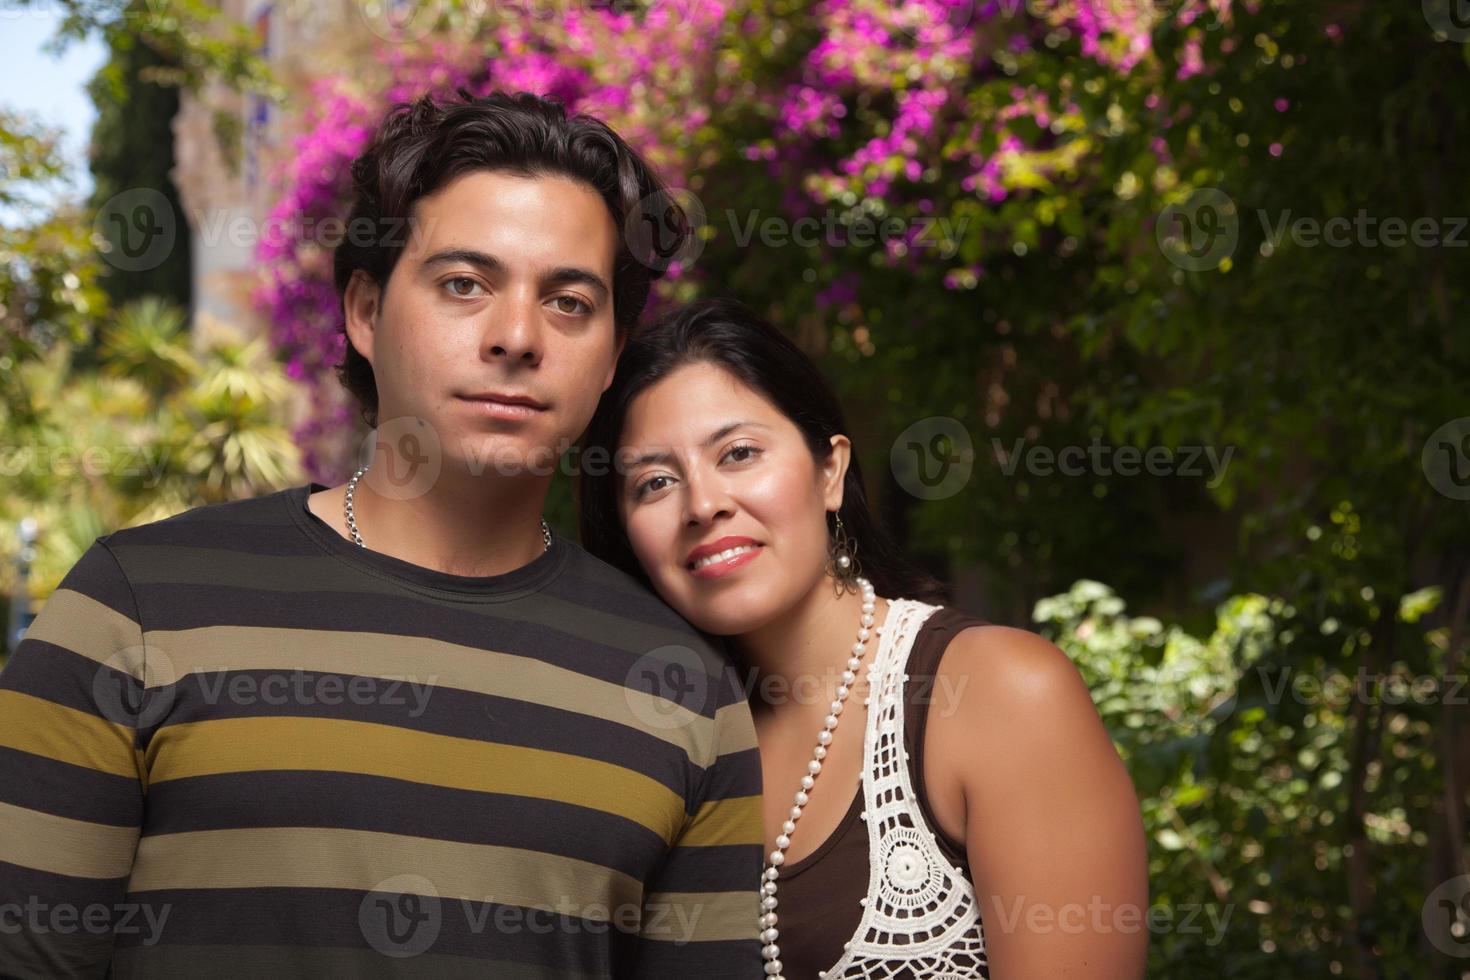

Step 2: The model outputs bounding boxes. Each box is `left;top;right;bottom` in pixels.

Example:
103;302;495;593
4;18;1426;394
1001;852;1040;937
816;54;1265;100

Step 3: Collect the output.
688;542;765;579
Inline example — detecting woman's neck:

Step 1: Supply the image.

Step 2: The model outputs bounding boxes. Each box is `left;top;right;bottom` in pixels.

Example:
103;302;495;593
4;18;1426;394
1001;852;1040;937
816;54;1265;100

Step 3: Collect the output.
734;581;892;721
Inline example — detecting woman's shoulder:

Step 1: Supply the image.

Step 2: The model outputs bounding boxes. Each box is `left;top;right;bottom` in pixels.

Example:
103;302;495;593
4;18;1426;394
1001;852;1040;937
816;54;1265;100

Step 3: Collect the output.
889;599;1098;746
923;617;1117;811
898;604;1096;744
932;620;1092;714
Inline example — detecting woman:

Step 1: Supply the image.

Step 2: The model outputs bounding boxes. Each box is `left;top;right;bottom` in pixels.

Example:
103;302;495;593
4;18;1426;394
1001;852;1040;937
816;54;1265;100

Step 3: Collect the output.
579;298;1149;979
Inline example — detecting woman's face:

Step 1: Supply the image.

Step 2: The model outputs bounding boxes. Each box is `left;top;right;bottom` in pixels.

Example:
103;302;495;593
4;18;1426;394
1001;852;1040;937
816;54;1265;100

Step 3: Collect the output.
616;360;849;636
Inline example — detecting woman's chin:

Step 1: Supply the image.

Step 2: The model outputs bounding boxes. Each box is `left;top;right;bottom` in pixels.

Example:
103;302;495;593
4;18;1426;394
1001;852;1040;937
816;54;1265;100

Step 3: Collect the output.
671;592;771;639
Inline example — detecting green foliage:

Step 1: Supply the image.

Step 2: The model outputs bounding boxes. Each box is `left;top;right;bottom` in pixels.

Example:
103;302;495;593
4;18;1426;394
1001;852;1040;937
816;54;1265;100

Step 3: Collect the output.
1;7;299;638
1042;578;1447;976
36;0;279;97
86;27;192;310
0;112;108;370
0;296;303;606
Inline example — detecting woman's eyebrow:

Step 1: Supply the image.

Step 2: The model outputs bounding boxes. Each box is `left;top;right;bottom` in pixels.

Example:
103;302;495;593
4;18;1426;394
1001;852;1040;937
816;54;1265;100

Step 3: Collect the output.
625;420;771;469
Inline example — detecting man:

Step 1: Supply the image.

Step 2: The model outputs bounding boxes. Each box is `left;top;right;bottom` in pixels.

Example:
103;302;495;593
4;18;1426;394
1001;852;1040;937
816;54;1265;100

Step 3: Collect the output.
0;91;762;977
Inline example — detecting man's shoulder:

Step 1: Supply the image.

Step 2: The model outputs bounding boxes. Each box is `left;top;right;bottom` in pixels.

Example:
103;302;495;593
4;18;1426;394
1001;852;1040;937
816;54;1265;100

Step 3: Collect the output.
44;487;304;613
555;541;734;655
98;485;302;552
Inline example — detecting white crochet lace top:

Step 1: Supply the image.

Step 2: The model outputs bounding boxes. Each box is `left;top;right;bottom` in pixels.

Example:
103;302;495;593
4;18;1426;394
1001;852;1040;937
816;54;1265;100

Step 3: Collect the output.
818;597;989;979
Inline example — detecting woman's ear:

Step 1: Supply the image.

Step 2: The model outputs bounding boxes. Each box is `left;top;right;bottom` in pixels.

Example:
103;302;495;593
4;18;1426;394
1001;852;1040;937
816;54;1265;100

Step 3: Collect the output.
822;434;852;511
343;269;382;367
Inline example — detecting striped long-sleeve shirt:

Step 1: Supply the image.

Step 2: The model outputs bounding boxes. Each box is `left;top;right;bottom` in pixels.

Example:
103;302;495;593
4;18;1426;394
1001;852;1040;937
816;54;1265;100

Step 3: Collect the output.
0;483;764;978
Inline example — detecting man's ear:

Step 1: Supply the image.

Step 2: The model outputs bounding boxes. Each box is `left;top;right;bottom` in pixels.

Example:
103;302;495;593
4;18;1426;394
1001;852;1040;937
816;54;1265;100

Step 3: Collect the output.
343;269;382;366
602;329;629;392
822;434;852;511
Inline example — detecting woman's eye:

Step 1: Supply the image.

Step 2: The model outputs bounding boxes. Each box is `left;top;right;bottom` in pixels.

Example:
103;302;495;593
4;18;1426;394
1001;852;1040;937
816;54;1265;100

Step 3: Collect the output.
723;444;762;464
551;295;592;315
634;475;671;499
445;277;483;298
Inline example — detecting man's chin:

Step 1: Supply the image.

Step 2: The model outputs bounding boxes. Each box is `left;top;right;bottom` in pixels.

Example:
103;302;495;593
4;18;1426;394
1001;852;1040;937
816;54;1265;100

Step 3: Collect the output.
451;430;571;481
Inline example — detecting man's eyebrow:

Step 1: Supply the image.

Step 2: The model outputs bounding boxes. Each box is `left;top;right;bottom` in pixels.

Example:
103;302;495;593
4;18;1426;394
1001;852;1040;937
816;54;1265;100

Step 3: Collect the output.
544;266;611;302
421;248;610;301
624;421;771;471
422;248;504;276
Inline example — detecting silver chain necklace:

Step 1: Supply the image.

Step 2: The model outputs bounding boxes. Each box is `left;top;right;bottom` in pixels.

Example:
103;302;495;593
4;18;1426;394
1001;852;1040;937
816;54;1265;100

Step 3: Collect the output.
344;462;552;552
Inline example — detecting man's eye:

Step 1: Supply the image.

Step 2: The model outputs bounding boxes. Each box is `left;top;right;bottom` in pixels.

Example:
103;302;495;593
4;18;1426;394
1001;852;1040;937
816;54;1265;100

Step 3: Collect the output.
552;295;592;315
445;277;482;297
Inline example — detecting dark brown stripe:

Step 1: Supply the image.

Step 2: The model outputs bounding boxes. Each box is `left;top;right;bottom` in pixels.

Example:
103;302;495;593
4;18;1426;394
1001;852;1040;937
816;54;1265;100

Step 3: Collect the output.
110;942;607;980
627;934;764;978
0;746;142;826
111;885;633;974
142;771;667;878
2;642;142;724
646;841;763;894
120;583;729;697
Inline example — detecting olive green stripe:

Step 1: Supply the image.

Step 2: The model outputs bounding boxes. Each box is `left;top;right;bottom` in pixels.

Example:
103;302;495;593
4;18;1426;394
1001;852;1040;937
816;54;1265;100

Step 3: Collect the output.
0;799;138;879
130;826;643;915
144;624;715;757
21;589;143;676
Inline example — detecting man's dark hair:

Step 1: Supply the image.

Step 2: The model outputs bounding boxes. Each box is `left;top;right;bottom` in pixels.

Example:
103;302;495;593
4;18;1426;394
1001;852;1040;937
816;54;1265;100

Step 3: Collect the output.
331;89;688;428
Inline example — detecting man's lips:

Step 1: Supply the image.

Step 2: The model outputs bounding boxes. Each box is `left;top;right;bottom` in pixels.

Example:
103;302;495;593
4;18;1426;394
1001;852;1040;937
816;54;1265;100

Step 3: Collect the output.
456;393;548;420
458;392;548;410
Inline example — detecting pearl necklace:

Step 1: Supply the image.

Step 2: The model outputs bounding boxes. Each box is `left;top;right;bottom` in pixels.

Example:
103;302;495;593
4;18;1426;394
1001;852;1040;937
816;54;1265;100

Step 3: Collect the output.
760;575;878;979
344;462;552;551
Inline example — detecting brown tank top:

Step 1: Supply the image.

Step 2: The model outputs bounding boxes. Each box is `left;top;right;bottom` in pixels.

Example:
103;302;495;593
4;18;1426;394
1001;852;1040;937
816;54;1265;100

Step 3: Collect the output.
770;604;991;980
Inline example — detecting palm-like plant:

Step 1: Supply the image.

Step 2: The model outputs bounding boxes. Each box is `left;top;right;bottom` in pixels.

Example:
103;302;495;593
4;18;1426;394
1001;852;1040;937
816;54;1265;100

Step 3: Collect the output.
0;296;304;609
98;295;200;391
173;331;303;505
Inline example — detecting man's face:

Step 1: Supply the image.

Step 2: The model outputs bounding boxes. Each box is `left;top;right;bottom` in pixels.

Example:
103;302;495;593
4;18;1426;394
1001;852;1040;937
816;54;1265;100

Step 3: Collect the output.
345;170;624;480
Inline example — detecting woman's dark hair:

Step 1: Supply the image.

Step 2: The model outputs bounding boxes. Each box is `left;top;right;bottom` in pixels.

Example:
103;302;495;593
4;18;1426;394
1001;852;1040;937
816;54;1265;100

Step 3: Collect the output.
332;89;687;428
578;297;949;605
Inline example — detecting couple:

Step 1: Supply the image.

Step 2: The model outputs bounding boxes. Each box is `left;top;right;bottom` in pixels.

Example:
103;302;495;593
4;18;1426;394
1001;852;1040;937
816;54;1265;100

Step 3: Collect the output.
0;91;1147;978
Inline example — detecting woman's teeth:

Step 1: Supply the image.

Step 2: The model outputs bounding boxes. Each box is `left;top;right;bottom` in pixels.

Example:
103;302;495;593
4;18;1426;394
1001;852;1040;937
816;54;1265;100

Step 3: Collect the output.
691;544;758;570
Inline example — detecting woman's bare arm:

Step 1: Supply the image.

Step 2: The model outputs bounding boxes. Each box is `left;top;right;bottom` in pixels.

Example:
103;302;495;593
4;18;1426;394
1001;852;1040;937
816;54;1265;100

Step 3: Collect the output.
928;625;1150;979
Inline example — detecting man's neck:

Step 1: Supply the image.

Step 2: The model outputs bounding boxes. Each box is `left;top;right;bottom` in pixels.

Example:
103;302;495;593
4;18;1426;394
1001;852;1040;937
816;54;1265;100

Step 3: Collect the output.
307;462;553;578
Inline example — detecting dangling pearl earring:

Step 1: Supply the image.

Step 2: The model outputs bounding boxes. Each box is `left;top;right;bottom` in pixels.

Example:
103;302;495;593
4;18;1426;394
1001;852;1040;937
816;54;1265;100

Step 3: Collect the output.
825;511;863;598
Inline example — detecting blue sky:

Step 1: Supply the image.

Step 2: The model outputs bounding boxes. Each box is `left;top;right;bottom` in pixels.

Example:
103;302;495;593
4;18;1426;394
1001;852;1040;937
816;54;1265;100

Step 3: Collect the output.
0;7;109;202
